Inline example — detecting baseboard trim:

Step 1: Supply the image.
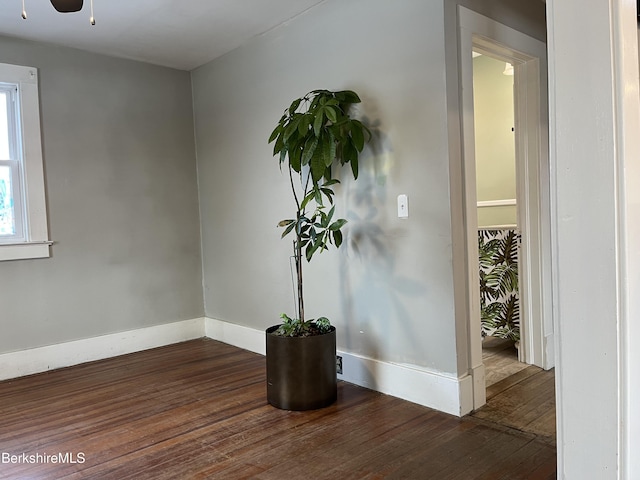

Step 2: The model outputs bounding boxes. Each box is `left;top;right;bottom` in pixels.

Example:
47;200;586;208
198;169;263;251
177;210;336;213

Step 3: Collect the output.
338;350;473;416
0;318;205;382
469;362;486;411
204;317;266;355
204;317;469;416
2;317;470;416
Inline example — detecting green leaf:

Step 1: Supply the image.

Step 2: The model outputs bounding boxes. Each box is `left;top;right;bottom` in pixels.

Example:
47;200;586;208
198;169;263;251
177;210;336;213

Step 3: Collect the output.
313;110;325;136
320;188;334;204
298;114;311;135
268;125;281;143
350;155;359;179
325;130;336;167
288;98;302;114
272;132;284;156
332;229;343;248
297;216;310;235
301;191;315;210
289;143;302;172
324;164;332;183
305;242;317;261
311;139;326;183
321;134;332;168
350;120;365;151
278;219;294;227
301;136;318;166
323;179;340;187
319;210;329;228
329;218;347;231
326;205;335;224
336;90;361;104
284;115;302;143
315;317;331;333
325;106;338;123
343;139;357;165
281;222;296;238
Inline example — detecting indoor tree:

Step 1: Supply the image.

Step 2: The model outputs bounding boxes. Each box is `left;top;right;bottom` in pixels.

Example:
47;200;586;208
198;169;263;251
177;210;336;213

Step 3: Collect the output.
269;89;370;336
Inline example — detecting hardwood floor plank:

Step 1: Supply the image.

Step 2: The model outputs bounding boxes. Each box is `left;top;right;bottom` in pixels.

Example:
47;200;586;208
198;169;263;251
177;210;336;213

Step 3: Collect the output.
0;338;555;479
473;367;556;445
486;365;542;400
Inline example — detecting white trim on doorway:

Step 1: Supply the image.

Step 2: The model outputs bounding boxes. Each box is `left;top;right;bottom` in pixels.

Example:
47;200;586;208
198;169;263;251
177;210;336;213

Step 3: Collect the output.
455;6;555;411
546;0;640;476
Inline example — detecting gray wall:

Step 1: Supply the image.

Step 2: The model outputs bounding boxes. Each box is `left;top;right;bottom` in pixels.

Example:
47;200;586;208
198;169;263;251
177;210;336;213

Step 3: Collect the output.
454;0;546;42
192;0;546;376
0;36;203;354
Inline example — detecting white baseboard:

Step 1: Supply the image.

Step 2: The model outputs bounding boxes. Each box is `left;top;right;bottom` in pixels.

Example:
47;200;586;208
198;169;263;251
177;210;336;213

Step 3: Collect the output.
338;350;474;416
1;316;471;416
204;317;470;416
470;363;486;411
204;317;266;355
0;318;205;382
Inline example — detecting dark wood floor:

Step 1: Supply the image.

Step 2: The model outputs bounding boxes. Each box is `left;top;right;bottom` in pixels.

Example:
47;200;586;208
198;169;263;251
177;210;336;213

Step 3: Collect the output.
473;366;556;445
477;337;556;445
0;338;556;479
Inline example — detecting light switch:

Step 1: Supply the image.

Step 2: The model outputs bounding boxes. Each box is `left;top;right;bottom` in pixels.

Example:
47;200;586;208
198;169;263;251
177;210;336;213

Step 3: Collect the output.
397;194;408;219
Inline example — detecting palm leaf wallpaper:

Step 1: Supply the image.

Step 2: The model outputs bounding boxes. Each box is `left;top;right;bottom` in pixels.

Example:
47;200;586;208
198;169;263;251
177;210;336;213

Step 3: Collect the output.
478;229;521;341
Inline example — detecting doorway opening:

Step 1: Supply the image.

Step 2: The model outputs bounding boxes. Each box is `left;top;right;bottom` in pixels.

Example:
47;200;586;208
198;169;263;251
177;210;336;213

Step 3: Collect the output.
472;52;527;387
456;6;554;413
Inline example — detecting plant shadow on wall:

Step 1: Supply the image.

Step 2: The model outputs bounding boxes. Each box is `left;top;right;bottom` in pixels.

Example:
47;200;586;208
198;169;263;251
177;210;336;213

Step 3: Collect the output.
338;115;427;370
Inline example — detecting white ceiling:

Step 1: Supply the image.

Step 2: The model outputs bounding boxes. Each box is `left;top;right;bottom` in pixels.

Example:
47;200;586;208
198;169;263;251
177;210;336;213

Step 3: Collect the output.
0;0;327;71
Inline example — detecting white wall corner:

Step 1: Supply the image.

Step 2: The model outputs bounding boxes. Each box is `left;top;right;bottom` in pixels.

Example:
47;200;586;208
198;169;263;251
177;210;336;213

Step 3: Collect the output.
204;317;266;355
0;318;206;382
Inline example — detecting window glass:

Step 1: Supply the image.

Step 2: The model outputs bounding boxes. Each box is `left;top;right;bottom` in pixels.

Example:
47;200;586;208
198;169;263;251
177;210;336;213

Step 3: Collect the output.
0;165;15;236
0;92;9;160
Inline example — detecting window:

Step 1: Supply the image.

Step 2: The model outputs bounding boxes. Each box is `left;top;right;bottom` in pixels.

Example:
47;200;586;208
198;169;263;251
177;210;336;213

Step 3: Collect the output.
0;62;50;261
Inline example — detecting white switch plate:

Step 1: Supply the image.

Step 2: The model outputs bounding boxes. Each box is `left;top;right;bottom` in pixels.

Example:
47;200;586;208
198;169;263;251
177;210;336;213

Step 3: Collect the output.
397;194;408;218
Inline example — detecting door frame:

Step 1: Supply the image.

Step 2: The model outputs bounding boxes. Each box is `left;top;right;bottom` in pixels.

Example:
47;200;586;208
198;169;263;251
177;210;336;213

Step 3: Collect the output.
456;6;554;410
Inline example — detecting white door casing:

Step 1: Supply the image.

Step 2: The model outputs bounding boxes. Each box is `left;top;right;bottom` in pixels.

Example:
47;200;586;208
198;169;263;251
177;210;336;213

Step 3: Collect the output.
547;0;640;476
456;6;554;411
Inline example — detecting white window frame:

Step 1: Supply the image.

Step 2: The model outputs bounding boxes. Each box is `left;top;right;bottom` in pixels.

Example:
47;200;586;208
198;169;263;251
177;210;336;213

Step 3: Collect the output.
1;84;26;243
0;62;50;261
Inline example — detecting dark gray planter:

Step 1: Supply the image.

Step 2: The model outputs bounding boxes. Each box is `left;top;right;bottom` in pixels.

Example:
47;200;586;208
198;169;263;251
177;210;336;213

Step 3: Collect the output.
265;325;337;411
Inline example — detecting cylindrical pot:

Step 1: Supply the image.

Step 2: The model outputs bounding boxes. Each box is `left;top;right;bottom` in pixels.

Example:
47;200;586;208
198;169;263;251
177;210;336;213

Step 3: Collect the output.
265;325;337;411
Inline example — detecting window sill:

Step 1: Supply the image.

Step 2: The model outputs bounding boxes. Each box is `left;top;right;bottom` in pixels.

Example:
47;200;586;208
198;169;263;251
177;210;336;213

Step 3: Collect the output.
0;241;52;261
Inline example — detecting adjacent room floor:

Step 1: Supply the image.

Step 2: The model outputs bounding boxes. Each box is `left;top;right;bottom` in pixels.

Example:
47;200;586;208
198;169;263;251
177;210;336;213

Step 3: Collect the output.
0;338;556;479
475;336;556;445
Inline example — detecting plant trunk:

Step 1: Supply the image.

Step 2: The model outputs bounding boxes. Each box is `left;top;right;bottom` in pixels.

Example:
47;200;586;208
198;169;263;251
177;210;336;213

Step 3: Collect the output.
295;214;304;322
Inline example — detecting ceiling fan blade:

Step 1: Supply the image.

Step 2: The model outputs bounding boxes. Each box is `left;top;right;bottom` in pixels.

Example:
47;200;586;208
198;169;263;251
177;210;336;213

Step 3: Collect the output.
50;0;84;13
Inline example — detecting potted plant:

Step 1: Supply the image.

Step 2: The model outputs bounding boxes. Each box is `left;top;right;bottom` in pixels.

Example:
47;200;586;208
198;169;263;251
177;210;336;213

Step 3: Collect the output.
266;89;370;410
